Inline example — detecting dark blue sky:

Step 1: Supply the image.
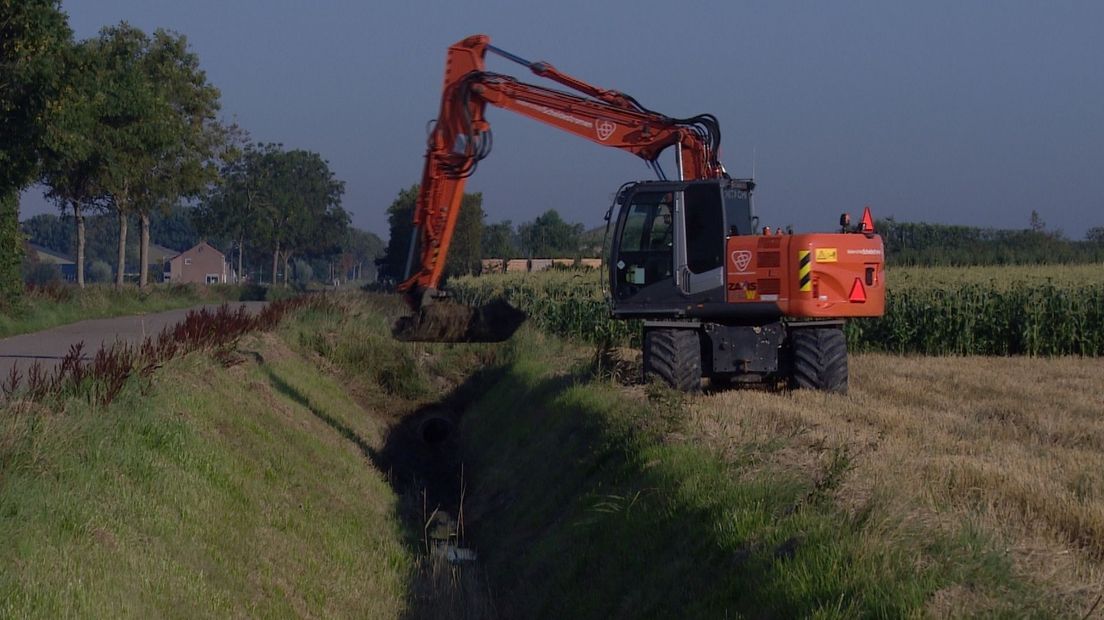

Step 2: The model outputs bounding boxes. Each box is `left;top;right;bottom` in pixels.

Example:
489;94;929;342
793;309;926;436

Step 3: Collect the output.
22;0;1104;238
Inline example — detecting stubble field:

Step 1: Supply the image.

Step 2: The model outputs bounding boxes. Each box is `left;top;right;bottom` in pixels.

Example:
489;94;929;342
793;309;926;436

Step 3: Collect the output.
691;353;1104;612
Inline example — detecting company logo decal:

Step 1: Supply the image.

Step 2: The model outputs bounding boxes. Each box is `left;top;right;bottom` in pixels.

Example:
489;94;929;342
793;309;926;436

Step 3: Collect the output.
731;250;753;273
595;119;616;141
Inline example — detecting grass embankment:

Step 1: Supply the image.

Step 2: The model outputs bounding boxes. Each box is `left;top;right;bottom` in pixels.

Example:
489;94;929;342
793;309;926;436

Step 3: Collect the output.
292;295;1099;617
0;284;277;339
5;293;1100;617
0;311;412;616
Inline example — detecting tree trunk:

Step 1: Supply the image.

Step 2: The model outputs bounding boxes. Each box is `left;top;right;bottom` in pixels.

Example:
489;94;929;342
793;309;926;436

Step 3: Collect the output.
271;244;279;286
138;212;150;289
74;202;85;288
282;253;291;287
237;234;244;284
115;210;127;288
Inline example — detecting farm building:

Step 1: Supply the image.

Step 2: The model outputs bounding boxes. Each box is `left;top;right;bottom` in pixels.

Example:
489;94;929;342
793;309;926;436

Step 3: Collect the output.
163;242;232;284
27;243;76;282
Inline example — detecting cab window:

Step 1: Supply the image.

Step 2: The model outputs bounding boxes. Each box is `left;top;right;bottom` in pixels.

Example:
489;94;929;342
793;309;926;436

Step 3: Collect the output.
619;195;673;252
684;184;724;273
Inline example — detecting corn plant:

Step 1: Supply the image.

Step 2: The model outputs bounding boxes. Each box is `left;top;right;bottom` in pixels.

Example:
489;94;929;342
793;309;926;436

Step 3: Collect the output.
454;265;1104;356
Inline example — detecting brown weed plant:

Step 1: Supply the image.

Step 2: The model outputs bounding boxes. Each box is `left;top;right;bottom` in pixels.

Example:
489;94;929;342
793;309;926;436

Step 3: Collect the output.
1;296;328;409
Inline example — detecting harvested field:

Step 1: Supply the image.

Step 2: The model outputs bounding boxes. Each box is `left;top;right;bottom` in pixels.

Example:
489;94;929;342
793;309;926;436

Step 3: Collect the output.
691;353;1104;612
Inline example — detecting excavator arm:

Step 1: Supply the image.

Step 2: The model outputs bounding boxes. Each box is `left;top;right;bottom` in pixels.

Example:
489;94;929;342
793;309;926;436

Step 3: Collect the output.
398;34;726;312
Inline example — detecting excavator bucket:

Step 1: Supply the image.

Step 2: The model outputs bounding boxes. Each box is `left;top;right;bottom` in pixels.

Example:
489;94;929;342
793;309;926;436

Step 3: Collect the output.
392;298;526;343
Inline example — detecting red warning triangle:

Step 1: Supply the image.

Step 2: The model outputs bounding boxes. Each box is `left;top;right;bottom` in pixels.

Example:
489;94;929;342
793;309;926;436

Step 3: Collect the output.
849;278;867;303
860;206;875;233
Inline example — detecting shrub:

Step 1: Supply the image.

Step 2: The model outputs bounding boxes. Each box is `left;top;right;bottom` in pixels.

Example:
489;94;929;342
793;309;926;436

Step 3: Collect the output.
88;260;113;283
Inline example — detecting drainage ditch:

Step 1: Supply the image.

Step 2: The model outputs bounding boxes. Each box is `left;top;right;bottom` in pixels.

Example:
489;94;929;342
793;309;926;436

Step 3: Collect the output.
368;369;504;619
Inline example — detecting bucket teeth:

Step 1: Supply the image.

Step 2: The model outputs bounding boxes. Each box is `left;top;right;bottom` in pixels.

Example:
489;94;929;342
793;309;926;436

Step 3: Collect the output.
392;299;526;343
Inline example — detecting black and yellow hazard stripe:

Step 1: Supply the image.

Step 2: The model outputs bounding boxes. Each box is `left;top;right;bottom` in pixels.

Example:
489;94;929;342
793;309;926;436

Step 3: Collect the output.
798;250;812;292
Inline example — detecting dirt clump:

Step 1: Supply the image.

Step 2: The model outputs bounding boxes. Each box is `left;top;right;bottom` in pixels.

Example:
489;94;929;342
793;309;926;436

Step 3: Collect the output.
392;299;525;343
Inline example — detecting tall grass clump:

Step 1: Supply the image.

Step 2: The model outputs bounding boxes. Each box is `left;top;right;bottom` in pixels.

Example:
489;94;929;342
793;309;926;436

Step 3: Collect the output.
0;296;327;409
0;283;254;338
282;297;432;400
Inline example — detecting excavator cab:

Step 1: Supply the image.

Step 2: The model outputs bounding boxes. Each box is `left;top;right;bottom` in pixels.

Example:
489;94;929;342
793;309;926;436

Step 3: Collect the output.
609;178;756;317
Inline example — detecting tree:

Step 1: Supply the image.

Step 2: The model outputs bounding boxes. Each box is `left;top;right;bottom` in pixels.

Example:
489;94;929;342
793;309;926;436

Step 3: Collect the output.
482;220;517;259
290;259;313;290
251;148;348;285
87;259;112;283
445;192;484;276
341;228;384;281
1029;210;1046;233
381;185;418;282
86;23;162;287
0;0;71;302
21;214;71;254
131;29;225;289
517;209;584;257
1087;227;1104;244
39;39;105;287
149;204;199;252
382;185;485;282
87;23;225;289
195;141;275;283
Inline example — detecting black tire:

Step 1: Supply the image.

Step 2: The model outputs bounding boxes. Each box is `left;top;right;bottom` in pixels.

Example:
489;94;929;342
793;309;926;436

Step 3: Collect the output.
643;328;702;392
789;327;848;393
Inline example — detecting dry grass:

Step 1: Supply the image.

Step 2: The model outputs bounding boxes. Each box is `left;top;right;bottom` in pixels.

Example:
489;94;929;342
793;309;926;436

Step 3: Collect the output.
690;354;1104;613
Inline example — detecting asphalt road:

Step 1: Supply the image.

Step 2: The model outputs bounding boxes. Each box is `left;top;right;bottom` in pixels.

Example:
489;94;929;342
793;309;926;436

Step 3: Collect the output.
0;302;267;379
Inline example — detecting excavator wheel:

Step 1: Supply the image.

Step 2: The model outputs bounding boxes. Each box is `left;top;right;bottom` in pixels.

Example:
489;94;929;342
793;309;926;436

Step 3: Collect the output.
392;298;526;343
789;327;848;393
643;328;702;392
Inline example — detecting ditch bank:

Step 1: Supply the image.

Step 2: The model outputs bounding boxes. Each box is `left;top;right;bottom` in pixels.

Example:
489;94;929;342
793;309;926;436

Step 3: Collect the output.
297;294;1060;619
0;307;412;617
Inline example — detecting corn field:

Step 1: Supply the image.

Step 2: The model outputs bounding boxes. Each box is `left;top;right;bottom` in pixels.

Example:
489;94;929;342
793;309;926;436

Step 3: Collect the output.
450;270;640;346
450;264;1104;355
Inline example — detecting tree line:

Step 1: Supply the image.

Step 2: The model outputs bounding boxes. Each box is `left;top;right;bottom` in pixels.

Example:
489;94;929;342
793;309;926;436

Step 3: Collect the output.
378;184;601;282
3;1;379;299
379;183;1104;279
879;213;1104;266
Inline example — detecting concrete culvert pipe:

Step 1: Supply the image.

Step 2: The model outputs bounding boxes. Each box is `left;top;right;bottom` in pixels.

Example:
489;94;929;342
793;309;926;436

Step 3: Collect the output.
418;415;454;445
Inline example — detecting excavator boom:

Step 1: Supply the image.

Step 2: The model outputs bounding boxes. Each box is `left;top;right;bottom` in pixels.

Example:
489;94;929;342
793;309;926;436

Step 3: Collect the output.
393;35;725;342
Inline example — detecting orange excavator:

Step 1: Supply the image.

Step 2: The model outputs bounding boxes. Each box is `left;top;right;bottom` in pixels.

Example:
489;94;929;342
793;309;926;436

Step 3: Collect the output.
395;34;885;392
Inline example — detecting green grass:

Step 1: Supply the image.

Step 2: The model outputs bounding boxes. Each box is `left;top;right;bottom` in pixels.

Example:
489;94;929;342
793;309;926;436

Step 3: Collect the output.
452;329;1056;617
0;292;1073;617
0;284;248;339
271;294;1062;617
443;328;1046;613
0;332;412;617
0;282;312;339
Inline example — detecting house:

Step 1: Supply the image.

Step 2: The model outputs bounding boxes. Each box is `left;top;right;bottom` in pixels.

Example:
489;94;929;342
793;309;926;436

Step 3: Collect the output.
28;243;76;282
149;244;179;266
163;241;231;284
